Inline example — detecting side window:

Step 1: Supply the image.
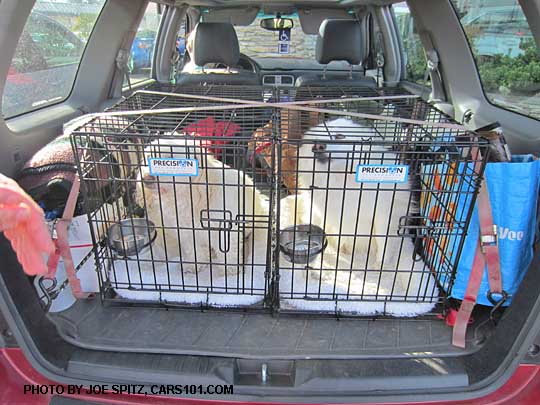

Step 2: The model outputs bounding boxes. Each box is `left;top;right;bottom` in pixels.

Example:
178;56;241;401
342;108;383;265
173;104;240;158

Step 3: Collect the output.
171;20;187;79
177;20;187;58
453;0;539;119
127;2;162;85
2;0;106;119
393;2;430;85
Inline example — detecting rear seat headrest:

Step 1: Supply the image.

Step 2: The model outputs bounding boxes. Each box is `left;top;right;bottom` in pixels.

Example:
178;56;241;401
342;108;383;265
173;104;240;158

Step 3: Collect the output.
316;19;364;65
189;22;240;67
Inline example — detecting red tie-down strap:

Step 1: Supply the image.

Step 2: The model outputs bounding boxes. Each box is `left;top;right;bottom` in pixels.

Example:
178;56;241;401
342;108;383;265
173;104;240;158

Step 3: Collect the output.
45;175;89;299
452;154;505;348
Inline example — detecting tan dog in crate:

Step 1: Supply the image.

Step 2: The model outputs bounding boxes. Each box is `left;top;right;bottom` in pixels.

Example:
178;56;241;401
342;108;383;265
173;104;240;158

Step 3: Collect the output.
280;117;417;272
248;109;323;193
135;137;269;276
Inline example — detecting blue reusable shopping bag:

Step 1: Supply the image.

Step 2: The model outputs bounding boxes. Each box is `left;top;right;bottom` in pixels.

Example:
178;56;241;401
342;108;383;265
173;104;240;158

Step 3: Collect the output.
422;155;540;306
452;155;540;305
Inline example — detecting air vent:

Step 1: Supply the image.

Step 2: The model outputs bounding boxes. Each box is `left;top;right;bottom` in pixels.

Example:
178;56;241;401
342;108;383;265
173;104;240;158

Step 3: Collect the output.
263;75;295;87
281;76;293;85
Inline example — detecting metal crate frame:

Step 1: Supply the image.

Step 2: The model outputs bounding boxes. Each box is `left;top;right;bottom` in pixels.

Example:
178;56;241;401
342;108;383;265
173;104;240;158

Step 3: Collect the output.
69;84;488;316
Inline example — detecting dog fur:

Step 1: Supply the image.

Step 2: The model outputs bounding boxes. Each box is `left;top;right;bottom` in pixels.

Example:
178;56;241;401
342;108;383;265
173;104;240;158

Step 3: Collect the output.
135;137;269;276
280;118;418;271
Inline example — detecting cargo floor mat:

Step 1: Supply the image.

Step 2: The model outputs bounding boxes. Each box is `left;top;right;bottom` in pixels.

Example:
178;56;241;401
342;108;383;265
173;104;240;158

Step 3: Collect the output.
51;300;489;359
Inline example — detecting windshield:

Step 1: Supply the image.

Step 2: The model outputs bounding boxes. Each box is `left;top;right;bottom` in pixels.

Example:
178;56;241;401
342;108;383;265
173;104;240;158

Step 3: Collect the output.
234;14;316;59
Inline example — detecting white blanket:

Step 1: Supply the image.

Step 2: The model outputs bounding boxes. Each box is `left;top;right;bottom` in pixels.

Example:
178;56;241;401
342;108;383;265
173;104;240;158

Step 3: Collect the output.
110;244;438;316
109;245;267;307
279;249;439;317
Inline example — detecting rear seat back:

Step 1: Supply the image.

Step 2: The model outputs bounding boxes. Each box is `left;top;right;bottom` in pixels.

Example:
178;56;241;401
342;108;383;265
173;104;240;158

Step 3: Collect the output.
295;19;376;88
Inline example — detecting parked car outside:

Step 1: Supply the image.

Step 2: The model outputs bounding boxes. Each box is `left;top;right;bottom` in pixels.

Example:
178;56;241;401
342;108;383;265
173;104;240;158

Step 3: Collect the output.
129;30;156;73
2;12;84;118
129;31;186;74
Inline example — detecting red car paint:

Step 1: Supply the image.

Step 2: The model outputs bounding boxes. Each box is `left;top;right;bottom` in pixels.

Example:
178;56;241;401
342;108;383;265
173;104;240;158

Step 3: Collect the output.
1;348;540;405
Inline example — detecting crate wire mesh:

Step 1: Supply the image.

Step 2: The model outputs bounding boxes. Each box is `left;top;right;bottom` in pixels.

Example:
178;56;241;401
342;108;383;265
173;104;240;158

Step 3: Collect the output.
273;86;487;315
71;88;275;307
70;84;488;315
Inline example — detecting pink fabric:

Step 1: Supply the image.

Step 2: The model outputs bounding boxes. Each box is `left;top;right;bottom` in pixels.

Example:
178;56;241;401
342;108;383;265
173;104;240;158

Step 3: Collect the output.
183;116;240;157
0;174;54;276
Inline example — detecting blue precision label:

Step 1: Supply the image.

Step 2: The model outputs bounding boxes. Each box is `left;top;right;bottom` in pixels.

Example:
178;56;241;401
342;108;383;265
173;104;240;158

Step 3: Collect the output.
355;164;409;183
147;158;199;177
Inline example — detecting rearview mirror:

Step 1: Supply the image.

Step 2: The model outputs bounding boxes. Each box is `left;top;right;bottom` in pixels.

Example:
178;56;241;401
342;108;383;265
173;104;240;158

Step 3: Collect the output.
260;17;294;31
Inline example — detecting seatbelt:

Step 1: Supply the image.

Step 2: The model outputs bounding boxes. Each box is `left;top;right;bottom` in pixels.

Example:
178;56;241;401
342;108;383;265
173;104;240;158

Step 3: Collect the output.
110;30;136;98
365;5;384;84
117;44;132;91
452;154;505;348
356;10;371;76
418;31;446;102
170;47;181;83
46;175;89;299
109;3;147;99
375;30;385;85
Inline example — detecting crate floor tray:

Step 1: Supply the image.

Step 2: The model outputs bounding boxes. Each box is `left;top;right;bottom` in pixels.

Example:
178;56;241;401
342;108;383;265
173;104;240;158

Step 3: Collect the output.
51;300;486;360
105;252;437;316
107;258;267;307
278;251;439;317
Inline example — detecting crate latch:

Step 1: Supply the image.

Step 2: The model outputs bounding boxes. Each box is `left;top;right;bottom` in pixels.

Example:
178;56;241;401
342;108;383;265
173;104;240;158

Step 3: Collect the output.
200;209;234;253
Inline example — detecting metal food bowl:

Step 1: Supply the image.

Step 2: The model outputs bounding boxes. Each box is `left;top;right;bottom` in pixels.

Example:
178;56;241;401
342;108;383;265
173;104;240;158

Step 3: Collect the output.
107;218;156;257
279;224;327;264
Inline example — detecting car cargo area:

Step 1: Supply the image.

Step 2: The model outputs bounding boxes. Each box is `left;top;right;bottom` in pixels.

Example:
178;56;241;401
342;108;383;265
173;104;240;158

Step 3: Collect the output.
36;82;494;360
51;299;491;359
0;0;539;401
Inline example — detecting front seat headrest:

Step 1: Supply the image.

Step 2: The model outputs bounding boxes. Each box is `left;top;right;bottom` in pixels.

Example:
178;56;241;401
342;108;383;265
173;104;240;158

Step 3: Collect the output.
189;22;240;67
316;19;364;65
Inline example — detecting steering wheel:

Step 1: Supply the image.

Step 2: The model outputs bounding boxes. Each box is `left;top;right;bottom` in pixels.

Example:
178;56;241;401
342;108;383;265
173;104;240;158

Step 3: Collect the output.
238;53;260;74
213;53;260;74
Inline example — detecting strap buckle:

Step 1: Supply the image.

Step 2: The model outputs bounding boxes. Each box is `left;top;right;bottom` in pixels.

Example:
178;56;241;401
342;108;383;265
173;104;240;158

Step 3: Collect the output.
480;225;498;253
115;48;130;70
426;50;440;71
487;290;508;307
487;290;508;324
47;218;59;240
376;52;385;68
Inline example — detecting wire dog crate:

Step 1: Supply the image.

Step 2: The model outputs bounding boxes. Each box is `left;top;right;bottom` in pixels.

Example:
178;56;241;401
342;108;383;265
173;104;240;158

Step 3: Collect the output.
272;86;487;316
71;87;276;307
71;84;488;316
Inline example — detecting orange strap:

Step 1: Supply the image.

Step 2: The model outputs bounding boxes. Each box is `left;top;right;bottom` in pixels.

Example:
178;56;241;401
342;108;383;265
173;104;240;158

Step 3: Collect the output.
452;178;503;348
46;175;88;299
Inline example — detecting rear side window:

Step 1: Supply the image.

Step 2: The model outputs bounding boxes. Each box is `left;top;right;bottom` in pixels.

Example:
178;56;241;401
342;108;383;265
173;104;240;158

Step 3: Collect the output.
452;0;539;119
393;2;430;86
126;2;162;85
1;0;106;119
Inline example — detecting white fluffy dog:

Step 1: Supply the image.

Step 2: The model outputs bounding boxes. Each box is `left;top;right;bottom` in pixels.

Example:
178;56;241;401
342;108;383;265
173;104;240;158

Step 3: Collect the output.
135;137;269;276
280;118;418;271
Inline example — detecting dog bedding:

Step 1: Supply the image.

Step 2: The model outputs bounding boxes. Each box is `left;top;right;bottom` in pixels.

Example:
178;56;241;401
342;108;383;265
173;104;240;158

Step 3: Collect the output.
107;229;438;316
279;254;439;317
109;250;438;315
